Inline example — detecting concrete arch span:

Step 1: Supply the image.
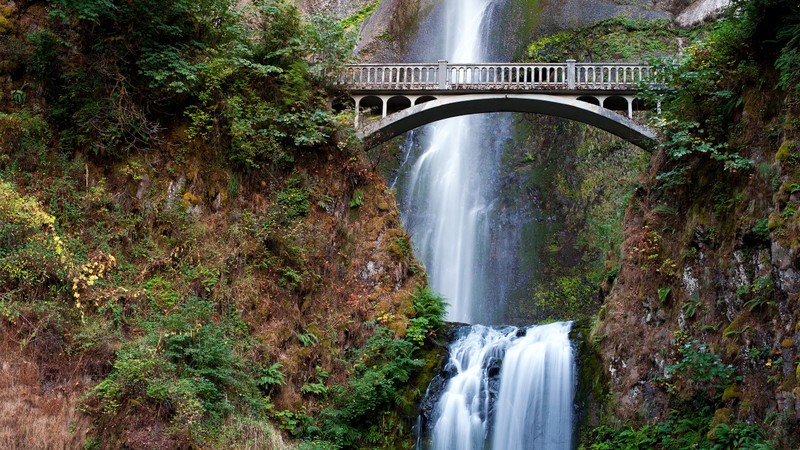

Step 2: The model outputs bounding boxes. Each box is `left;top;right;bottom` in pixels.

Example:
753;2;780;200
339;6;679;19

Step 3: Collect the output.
359;94;658;151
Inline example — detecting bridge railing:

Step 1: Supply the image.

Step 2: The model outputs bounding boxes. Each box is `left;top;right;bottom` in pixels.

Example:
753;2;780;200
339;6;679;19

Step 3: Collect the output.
575;63;655;90
336;63;443;90
333;61;659;91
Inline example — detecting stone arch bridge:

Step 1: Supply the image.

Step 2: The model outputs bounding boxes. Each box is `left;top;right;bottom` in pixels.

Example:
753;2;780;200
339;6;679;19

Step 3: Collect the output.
331;60;661;150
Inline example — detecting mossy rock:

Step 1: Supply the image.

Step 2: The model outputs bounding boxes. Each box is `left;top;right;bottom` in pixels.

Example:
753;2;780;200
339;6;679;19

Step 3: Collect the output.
777;140;798;163
182;191;201;206
723;310;751;337
722;384;742;402
722;311;752;358
0;15;13;35
706;408;733;441
768;211;785;230
783;338;795;349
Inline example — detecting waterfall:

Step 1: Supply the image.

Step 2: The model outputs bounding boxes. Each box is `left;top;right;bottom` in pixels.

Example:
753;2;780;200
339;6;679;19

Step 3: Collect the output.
398;0;498;324
418;323;575;449
394;0;578;448
491;323;575;450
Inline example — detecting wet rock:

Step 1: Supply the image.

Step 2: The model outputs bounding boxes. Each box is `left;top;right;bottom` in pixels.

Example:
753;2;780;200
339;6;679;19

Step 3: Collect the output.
212;192;222;212
359;260;382;280
675;0;730;27
772;241;800;294
188;204;202;217
733;250;749;288
777;390;795;415
135;174;150;200
166;174;186;207
683;266;699;298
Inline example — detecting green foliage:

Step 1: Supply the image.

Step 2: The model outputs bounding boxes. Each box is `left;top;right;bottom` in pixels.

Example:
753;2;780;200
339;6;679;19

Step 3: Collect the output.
731;0;800;92
645;0;800;187
277;180;311;222
592;328;771;447
349;189;364;208
258;363;286;394
311;326;423;447
341;1;380;29
738;276;776;311
664;339;737;402
658;287;671;304
304;13;356;79
776;47;800;92
274;408;316;437
34;0;350;163
300;381;328;397
279;320;431;448
589;407;772;449
297;331;319;347
527;17;679;62
709;422;771;449
0;178;70;292
11;88;26;105
517;136;647;323
27;30;63;96
652;117;752;175
751;218;770;242
52;0;234;92
90;297;265;432
406;286;447;345
681;293;701;319
532;274;597;320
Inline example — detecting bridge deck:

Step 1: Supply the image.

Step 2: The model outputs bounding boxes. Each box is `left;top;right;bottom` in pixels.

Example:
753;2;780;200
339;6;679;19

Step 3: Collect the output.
333;61;660;93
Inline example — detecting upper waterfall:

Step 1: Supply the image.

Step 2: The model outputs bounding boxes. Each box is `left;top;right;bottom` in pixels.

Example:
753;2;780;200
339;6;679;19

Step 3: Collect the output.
395;0;506;324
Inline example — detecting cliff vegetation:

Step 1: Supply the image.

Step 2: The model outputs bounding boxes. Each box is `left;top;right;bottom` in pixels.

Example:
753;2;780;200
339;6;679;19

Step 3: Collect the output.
0;1;443;448
581;0;800;447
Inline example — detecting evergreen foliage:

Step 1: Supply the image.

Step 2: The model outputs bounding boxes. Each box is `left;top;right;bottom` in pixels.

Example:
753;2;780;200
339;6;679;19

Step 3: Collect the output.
645;0;800;186
31;0;353;163
0;0;433;447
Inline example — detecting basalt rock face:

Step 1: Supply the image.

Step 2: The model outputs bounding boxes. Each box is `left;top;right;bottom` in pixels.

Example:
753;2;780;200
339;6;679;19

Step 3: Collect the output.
352;0;727;62
594;82;800;443
297;0;374;19
536;0;672;35
355;0;439;62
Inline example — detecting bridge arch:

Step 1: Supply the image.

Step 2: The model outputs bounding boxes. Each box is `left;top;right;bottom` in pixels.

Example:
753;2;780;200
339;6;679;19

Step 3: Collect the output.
387;96;411;115
357;95;383;116
359;94;657;151
576;95;600;106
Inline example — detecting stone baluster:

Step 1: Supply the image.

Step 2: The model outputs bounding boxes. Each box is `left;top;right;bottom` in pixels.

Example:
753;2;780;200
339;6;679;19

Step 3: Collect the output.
438;60;447;90
567;60;576;89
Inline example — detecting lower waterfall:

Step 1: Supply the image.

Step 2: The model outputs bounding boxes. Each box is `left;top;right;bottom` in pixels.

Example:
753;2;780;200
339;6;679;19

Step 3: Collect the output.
419;322;576;449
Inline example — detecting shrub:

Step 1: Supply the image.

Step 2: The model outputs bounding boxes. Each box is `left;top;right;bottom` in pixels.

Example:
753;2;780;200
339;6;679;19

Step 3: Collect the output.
406;286;447;345
0;180;70;291
90;297;264;433
664;340;737;403
314;326;423;446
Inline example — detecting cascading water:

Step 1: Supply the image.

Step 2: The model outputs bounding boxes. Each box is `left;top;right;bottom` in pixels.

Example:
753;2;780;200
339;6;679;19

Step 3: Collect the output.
399;0;498;324
394;0;578;448
491;323;575;449
418;323;575;449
